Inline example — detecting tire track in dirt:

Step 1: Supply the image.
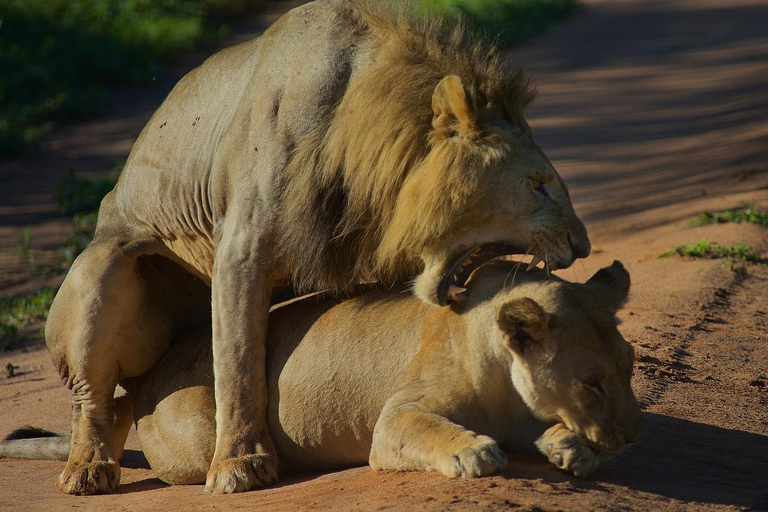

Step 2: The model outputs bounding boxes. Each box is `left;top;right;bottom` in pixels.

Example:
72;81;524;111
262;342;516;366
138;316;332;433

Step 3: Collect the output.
633;267;748;410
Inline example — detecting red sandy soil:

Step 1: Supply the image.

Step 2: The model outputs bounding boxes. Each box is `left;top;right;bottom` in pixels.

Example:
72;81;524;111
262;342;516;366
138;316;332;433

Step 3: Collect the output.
1;0;767;510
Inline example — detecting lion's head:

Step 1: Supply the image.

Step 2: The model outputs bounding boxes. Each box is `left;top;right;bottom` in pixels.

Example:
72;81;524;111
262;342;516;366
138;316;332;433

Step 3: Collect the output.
469;260;642;468
277;3;589;303
384;74;590;305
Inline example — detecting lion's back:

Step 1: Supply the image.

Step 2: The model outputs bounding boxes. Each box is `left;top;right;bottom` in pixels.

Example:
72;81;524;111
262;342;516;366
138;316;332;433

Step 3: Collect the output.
107;0;368;274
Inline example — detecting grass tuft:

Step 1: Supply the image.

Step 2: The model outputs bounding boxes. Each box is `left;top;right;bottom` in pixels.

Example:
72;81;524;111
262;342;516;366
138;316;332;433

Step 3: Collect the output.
660;239;767;266
693;201;768;228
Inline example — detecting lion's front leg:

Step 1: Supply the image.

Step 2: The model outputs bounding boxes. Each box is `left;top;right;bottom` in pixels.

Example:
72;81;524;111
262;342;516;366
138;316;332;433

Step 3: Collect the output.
535;423;599;477
204;230;278;494
370;394;507;479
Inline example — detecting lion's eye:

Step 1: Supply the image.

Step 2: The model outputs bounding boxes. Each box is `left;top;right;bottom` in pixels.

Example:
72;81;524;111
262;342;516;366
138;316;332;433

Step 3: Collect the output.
531;178;549;197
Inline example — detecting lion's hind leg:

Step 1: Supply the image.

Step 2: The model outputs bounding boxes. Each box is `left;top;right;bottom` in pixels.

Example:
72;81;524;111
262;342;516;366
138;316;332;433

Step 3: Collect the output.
46;239;175;494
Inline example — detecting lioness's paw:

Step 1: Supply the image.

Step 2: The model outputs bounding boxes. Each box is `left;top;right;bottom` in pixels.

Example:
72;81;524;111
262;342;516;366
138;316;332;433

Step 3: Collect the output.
439;435;508;478
536;424;598;477
205;454;278;494
57;459;121;495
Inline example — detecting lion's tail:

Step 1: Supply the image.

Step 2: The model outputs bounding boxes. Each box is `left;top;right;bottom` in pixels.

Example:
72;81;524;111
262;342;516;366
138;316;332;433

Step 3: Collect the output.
0;426;70;461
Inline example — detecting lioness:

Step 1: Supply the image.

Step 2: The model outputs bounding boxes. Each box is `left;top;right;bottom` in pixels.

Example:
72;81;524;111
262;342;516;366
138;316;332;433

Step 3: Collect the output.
7;262;641;484
45;0;591;494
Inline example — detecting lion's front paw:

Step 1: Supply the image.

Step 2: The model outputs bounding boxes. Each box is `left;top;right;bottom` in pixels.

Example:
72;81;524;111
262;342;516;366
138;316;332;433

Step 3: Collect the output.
438;435;508;478
204;453;278;494
536;424;598;477
57;459;121;495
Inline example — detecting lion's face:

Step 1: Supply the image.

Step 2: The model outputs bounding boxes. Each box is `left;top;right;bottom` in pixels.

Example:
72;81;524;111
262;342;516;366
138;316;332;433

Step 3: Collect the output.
493;261;642;460
398;76;590;306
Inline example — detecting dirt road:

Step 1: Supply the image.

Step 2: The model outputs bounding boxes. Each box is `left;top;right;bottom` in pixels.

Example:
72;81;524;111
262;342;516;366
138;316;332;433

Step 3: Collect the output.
1;0;767;510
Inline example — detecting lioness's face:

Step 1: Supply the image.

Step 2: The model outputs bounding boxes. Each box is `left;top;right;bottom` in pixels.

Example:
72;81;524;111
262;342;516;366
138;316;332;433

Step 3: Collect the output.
411;76;590;306
496;262;643;460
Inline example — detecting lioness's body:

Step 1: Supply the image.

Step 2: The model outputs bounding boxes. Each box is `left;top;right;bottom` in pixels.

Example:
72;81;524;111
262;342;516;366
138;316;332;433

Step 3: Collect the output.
135;262;641;483
46;0;591;494
5;263;642;483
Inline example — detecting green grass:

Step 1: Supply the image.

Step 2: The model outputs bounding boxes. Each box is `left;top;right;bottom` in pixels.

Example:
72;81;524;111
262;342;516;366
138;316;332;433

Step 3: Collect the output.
693;201;768;228
0;0;259;158
0;287;57;351
415;0;579;45
660;239;767;266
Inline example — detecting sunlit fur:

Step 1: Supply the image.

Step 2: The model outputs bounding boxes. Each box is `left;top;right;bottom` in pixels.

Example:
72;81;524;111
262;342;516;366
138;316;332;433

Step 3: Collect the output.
277;1;537;292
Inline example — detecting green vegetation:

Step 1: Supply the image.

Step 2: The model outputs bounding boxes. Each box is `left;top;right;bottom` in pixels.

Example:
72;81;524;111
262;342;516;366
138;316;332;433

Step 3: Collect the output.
55;165;121;268
0;0;258;158
56;168;120;216
16;227;34;264
415;0;578;45
660;239;767;266
1;0;579;158
693;201;768;228
0;287;57;350
60;212;99;270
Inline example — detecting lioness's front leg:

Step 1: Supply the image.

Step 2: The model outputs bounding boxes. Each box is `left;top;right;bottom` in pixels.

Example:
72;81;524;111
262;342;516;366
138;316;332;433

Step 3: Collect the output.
370;394;507;478
535;423;599;477
205;227;278;494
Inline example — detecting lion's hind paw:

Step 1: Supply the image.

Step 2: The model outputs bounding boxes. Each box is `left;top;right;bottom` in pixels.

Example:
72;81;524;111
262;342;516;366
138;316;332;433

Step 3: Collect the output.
57;459;121;495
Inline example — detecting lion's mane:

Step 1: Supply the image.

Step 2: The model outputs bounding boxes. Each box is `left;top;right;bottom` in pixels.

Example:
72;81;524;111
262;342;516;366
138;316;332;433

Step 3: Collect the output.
277;1;536;293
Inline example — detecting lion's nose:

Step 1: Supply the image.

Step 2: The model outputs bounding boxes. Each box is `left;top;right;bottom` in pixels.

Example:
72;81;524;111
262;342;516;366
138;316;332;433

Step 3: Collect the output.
568;233;591;260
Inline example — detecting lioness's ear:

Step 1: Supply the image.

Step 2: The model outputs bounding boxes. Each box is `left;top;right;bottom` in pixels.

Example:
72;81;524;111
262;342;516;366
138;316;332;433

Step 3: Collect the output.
497;298;549;355
586;260;630;314
432;75;478;138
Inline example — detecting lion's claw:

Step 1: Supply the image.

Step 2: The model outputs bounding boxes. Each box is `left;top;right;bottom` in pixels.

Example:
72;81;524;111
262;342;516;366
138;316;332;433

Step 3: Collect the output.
205;454;278;494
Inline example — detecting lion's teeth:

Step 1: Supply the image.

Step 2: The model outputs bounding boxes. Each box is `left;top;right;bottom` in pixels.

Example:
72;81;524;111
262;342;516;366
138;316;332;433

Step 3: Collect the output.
448;285;468;302
527;256;544;271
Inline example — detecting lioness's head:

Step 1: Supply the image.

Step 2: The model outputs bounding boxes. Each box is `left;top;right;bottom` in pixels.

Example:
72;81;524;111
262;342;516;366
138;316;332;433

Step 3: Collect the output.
377;75;590;306
474;261;642;466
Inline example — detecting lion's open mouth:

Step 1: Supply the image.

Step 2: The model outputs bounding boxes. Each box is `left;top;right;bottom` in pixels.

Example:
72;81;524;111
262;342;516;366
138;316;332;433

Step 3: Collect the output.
436;243;525;306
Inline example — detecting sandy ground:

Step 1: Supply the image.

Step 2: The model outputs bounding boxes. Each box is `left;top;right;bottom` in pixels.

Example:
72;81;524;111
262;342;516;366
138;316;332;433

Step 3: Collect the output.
1;0;767;510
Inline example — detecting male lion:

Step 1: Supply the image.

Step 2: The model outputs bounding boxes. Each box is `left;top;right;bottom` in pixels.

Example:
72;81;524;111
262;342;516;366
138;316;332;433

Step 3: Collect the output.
45;0;590;495
3;262;640;484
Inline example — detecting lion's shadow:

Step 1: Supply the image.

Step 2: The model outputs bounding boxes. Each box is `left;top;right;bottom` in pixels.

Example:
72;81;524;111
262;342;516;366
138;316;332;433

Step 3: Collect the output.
501;412;768;509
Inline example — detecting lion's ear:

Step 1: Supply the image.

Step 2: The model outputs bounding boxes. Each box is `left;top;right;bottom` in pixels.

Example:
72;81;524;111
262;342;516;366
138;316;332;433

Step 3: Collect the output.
432;75;478;138
585;260;630;315
497;298;549;355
